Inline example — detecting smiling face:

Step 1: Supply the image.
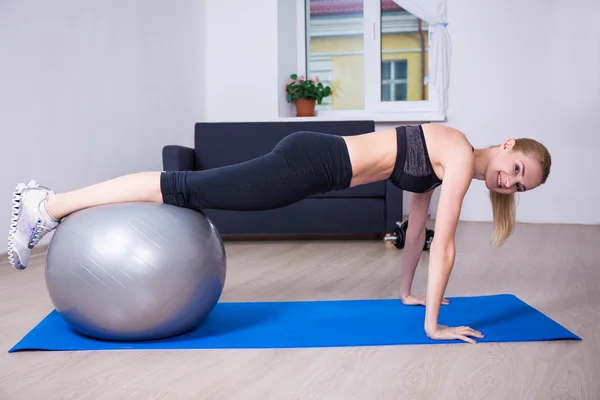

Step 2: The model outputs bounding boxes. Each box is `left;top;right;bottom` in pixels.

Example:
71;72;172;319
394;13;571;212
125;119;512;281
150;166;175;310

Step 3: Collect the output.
485;139;546;194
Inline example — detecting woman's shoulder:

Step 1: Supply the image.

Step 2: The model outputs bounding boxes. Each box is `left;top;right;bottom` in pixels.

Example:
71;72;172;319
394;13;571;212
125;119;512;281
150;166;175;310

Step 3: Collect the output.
422;123;469;142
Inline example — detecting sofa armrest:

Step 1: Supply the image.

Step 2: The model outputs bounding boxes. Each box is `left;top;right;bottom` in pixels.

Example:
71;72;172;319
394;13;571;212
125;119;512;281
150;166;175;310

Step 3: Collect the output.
384;181;404;233
162;145;195;171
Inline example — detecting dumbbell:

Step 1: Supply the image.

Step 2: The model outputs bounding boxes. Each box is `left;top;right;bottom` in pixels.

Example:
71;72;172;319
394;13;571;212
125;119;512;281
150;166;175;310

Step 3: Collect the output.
383;220;434;251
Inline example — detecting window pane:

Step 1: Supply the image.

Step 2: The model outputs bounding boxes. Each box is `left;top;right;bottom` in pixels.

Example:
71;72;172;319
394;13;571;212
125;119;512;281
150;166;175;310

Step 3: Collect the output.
380;0;428;102
394;59;407;79
382;84;391;101
382;62;391;80
306;0;365;110
394;83;407;101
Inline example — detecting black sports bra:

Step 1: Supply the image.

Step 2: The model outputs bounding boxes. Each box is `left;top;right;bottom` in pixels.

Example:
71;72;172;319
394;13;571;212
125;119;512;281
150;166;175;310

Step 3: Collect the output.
388;125;472;193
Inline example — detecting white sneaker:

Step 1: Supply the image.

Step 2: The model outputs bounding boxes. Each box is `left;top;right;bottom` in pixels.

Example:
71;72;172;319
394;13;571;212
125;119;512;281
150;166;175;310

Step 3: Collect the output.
8;180;59;270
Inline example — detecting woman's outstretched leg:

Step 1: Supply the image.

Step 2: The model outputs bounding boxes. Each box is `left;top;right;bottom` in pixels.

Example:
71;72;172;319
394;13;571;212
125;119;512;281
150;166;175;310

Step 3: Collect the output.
7;130;354;271
46;171;162;220
7;171;163;270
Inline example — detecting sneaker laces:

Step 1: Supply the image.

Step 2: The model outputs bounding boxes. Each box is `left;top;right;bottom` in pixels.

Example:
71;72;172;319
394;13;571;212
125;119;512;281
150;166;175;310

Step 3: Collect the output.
29;219;53;247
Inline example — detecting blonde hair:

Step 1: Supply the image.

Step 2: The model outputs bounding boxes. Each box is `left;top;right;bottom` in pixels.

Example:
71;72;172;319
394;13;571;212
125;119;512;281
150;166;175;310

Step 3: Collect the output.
489;138;552;248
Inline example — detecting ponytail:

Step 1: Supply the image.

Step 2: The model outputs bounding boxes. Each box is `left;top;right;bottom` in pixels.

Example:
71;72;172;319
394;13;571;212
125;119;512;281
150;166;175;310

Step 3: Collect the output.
489;190;516;248
487;137;551;248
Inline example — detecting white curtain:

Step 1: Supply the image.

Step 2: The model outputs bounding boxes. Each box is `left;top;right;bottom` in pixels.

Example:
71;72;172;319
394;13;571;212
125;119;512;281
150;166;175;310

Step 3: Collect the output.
392;0;451;113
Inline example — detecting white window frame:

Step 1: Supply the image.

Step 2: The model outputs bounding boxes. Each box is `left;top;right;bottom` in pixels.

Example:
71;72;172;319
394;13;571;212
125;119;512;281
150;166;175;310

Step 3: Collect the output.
295;0;446;122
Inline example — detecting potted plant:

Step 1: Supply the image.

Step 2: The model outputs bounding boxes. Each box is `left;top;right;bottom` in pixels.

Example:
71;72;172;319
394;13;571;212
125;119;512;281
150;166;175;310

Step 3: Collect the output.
285;73;332;117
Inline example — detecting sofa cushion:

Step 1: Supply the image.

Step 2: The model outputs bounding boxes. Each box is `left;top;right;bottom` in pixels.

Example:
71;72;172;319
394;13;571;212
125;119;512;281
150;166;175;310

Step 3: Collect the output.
192;120;383;198
203;197;386;234
193;120;376;170
310;181;385;198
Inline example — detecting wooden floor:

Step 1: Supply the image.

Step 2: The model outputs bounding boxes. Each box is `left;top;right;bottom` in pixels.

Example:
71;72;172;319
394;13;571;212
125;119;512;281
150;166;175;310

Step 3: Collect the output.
0;221;598;399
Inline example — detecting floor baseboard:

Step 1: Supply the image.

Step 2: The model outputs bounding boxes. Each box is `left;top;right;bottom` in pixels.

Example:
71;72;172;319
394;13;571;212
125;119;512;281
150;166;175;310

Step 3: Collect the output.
0;244;49;265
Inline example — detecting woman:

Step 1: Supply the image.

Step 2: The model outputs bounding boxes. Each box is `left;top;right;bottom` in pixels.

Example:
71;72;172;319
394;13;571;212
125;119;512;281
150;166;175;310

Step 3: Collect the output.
8;123;551;343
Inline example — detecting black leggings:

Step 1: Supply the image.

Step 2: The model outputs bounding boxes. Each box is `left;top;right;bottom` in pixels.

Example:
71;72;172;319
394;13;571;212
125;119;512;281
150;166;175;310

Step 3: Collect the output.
160;131;354;212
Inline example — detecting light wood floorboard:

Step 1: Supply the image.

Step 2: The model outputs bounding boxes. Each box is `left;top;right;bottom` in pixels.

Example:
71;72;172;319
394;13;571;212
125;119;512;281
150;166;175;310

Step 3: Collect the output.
0;221;598;399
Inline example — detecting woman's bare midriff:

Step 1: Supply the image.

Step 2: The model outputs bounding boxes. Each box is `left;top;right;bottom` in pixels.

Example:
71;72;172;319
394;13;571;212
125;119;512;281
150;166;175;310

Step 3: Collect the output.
341;128;398;187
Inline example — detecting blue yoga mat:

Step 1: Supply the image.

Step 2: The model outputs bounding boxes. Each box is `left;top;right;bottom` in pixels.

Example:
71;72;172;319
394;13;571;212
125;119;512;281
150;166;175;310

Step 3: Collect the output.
8;294;580;352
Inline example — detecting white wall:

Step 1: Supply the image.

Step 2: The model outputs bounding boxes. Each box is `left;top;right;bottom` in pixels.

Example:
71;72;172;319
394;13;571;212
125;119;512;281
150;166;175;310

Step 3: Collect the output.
204;0;281;121
202;0;600;225
0;0;205;253
441;0;600;225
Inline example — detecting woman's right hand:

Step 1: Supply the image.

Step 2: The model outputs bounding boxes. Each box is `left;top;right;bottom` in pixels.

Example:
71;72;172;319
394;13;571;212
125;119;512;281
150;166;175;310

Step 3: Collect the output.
426;324;484;344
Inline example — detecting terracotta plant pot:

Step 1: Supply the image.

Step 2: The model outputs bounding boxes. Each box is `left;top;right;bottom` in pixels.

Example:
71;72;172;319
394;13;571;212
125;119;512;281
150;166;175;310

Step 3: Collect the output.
294;99;316;117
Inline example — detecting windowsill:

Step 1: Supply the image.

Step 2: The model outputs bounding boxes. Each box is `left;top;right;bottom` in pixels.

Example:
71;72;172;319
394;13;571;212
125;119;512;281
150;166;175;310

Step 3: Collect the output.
277;110;446;123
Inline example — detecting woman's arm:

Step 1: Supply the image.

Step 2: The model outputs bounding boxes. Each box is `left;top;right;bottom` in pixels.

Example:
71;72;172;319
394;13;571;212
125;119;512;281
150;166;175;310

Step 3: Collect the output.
399;191;432;299
399;190;450;306
423;158;484;343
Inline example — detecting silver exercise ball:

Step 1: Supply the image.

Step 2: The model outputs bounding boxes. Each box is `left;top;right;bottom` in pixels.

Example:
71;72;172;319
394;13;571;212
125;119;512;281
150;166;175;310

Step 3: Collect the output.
44;202;227;341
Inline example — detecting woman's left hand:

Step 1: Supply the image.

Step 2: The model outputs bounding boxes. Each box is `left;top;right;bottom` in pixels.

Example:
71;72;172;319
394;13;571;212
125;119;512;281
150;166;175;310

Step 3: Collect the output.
401;293;449;306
